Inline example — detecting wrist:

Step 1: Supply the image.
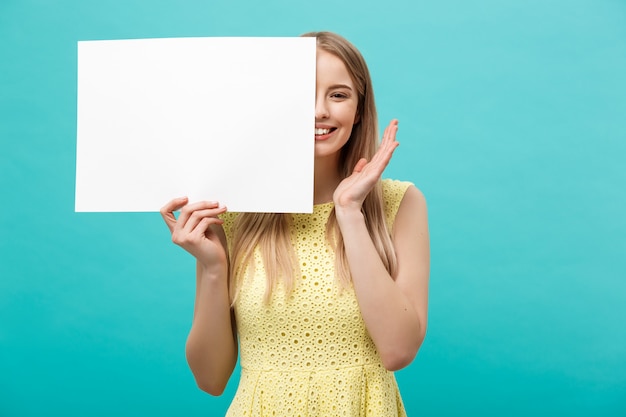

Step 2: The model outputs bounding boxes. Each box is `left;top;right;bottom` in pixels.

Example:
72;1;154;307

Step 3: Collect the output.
334;206;365;225
198;262;228;282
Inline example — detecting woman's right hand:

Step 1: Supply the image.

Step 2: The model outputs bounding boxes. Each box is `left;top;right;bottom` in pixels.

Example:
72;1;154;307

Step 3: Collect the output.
160;197;228;271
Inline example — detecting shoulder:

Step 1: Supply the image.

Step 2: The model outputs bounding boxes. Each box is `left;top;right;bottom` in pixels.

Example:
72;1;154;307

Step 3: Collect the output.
382;178;414;205
219;211;240;242
381;179;424;230
392;182;428;241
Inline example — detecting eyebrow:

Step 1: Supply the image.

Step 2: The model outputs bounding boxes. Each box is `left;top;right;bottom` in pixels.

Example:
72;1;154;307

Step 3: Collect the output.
328;83;353;91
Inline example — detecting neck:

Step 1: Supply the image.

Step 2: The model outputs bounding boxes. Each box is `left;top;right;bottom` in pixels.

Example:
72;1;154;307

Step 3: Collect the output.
313;154;342;205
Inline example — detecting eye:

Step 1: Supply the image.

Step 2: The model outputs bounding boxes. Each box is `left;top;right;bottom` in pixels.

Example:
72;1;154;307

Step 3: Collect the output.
330;92;349;100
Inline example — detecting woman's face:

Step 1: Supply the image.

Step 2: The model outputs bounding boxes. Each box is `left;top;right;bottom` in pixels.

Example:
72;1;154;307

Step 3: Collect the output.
314;48;359;161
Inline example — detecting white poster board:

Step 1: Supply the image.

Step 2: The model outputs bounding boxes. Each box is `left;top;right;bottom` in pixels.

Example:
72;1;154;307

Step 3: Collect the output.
75;37;316;213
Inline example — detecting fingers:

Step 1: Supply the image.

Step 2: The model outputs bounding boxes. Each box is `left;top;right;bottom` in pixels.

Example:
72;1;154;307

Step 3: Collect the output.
170;202;227;248
160;197;189;232
160;198;226;236
176;200;221;227
172;215;225;248
360;119;398;175
375;119;400;165
180;205;227;235
336;119;401;208
382;119;399;150
192;217;224;240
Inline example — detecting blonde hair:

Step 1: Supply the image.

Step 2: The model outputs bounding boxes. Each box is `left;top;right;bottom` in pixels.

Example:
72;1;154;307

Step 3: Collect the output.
229;32;397;303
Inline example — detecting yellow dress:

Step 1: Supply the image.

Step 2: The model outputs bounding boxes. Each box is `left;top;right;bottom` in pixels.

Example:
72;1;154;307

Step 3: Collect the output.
221;179;412;417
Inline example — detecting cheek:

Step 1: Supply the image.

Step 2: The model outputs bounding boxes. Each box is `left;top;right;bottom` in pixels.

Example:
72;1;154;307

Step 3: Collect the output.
350;102;360;124
340;120;356;144
341;104;359;126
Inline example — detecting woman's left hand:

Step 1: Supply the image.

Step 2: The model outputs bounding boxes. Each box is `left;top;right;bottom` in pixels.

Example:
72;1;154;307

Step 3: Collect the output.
333;119;400;212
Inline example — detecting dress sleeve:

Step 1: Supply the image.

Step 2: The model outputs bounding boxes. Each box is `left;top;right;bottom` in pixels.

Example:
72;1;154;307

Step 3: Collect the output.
219;211;239;249
381;179;413;231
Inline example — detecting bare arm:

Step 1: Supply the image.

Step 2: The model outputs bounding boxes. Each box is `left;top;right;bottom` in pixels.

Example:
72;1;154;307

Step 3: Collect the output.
185;258;238;395
336;186;429;371
161;198;238;395
333;119;430;371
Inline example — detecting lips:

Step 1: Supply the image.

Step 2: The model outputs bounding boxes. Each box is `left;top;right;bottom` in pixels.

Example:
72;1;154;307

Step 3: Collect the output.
314;126;336;140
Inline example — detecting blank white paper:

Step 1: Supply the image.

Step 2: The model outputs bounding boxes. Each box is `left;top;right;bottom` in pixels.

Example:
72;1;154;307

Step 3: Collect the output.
75;37;316;213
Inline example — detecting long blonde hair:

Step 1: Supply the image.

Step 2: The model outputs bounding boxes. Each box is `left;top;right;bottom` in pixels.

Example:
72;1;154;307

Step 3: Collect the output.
229;32;397;303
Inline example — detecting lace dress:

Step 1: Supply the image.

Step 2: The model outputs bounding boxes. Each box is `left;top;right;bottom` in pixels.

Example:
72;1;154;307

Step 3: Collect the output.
221;179;412;416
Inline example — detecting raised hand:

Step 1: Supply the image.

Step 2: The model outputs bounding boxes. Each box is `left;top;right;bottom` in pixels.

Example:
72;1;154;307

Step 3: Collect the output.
333;119;400;212
160;197;228;270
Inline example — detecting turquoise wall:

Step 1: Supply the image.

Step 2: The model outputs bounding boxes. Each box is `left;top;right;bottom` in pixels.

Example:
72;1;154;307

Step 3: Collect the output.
1;0;625;415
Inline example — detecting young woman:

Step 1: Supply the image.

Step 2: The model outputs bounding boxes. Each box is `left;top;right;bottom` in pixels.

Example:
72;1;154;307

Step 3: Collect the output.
160;31;430;416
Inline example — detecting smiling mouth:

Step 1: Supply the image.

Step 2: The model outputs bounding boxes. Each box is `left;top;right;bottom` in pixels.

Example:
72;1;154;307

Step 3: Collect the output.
315;128;336;135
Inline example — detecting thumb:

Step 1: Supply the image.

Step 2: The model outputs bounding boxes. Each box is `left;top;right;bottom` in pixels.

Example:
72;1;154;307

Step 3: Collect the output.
353;158;368;173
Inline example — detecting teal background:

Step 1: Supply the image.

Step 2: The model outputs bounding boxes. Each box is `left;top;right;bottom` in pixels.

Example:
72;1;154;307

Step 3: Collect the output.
1;0;625;415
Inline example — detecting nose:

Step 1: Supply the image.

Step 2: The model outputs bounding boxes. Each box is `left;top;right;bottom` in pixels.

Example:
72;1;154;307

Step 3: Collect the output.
315;96;329;120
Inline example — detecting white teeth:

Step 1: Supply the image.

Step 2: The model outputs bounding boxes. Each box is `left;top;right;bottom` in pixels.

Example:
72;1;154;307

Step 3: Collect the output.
315;128;331;135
